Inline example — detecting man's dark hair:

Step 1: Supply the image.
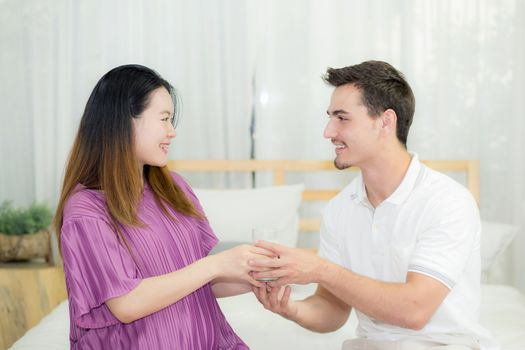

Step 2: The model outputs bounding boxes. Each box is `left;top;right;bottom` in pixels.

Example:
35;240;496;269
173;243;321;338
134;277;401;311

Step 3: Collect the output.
323;60;415;147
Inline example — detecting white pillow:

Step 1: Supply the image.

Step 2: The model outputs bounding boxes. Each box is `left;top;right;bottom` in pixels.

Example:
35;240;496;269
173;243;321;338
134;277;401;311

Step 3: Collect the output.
193;184;304;248
480;220;518;281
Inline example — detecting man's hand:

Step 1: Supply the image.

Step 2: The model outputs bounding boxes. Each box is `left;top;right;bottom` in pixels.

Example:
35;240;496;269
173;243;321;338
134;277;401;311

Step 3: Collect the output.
248;240;327;287
252;284;299;321
212;244;277;288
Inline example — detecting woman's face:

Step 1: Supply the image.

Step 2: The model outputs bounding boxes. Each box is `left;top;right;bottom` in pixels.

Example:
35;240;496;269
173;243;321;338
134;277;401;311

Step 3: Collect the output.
133;87;176;169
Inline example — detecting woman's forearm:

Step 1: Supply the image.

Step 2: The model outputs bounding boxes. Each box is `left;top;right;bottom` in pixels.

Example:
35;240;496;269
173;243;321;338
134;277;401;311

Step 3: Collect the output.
106;254;219;323
212;279;252;298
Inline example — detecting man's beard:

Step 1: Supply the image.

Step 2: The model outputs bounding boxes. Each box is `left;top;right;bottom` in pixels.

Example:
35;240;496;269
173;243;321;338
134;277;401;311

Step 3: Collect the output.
334;158;352;170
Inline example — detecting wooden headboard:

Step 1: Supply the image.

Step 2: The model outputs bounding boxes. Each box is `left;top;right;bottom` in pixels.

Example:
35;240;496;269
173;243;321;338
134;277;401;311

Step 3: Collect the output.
0;159;479;350
167;159;480;234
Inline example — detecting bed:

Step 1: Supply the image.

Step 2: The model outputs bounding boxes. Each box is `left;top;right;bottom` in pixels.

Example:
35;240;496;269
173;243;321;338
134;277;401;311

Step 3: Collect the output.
6;159;524;350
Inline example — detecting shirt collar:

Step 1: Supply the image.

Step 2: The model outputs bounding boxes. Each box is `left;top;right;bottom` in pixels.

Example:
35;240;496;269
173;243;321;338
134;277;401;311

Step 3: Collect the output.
351;173;366;204
350;152;422;206
385;152;421;205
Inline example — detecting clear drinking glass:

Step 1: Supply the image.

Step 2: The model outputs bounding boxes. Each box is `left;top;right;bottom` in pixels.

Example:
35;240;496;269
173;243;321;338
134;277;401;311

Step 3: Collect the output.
252;228;278;282
252;228;278;244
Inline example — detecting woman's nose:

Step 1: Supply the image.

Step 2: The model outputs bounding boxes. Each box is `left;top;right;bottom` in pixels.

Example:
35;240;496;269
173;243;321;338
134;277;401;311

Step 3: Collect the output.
167;124;176;138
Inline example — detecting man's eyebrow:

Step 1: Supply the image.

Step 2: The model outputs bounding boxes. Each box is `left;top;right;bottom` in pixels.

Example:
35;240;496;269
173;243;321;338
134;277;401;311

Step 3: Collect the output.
326;109;349;116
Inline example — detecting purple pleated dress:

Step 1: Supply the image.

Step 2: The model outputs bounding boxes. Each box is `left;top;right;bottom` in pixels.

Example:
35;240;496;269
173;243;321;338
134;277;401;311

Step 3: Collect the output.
60;172;249;349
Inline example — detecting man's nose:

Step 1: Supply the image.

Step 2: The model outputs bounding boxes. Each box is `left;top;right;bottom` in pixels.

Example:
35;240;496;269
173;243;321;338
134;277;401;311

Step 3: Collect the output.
323;119;335;139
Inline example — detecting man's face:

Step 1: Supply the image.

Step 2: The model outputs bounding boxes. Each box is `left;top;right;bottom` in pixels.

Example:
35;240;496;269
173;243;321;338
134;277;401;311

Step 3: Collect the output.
323;84;383;170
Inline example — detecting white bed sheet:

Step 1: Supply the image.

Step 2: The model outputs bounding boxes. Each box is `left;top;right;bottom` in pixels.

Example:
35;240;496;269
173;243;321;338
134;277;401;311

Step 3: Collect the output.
9;284;525;350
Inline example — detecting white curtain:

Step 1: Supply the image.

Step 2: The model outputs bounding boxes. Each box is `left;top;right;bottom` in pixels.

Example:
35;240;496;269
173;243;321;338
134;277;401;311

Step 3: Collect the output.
250;0;525;290
0;0;255;206
0;0;524;290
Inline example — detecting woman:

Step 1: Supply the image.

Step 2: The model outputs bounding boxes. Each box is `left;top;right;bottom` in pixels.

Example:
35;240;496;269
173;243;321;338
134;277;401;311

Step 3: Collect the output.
54;64;274;349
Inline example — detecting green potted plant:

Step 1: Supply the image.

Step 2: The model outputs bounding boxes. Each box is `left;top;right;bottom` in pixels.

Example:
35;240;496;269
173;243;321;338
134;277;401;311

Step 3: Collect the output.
0;200;53;263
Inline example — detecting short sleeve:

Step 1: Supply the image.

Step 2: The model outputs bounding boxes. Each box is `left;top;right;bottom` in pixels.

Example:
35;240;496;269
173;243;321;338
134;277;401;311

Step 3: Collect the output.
318;201;344;266
169;172;219;255
408;193;481;289
61;218;141;328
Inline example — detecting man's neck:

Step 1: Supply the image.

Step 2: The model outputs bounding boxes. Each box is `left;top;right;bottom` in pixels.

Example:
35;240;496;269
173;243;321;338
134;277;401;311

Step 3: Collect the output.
360;148;412;208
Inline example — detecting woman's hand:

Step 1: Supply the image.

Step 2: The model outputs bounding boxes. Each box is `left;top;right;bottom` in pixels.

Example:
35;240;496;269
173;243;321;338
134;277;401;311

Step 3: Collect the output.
211;244;277;287
252;284;299;321
249;241;325;287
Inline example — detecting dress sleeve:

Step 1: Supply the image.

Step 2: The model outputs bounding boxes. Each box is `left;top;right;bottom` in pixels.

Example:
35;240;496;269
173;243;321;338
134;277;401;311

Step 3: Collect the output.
60;217;141;328
169;172;219;255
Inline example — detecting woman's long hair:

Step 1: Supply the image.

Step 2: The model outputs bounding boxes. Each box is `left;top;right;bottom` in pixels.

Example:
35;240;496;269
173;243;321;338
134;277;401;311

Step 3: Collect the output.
54;64;202;253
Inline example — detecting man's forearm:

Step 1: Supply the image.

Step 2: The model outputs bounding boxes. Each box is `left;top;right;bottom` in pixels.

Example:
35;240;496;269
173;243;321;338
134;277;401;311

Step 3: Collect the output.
315;260;448;330
291;287;351;333
250;241;448;330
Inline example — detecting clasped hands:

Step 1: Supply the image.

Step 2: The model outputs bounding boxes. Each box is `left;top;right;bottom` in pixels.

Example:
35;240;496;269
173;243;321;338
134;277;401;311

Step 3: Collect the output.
246;240;323;319
248;240;321;287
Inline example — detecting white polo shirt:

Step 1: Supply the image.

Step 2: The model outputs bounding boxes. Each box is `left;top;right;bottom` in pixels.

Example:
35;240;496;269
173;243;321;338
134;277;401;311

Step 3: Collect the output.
319;153;498;349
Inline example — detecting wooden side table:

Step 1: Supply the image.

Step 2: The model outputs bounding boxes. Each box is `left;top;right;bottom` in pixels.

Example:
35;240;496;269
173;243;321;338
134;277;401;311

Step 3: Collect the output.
0;263;67;350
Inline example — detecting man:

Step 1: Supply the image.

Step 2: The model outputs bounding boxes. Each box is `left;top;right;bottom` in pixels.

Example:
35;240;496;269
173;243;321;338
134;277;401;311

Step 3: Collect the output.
249;61;497;349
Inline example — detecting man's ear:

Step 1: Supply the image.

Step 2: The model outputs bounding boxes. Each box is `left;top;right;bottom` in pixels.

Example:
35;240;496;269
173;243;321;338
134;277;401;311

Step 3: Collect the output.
380;109;397;136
